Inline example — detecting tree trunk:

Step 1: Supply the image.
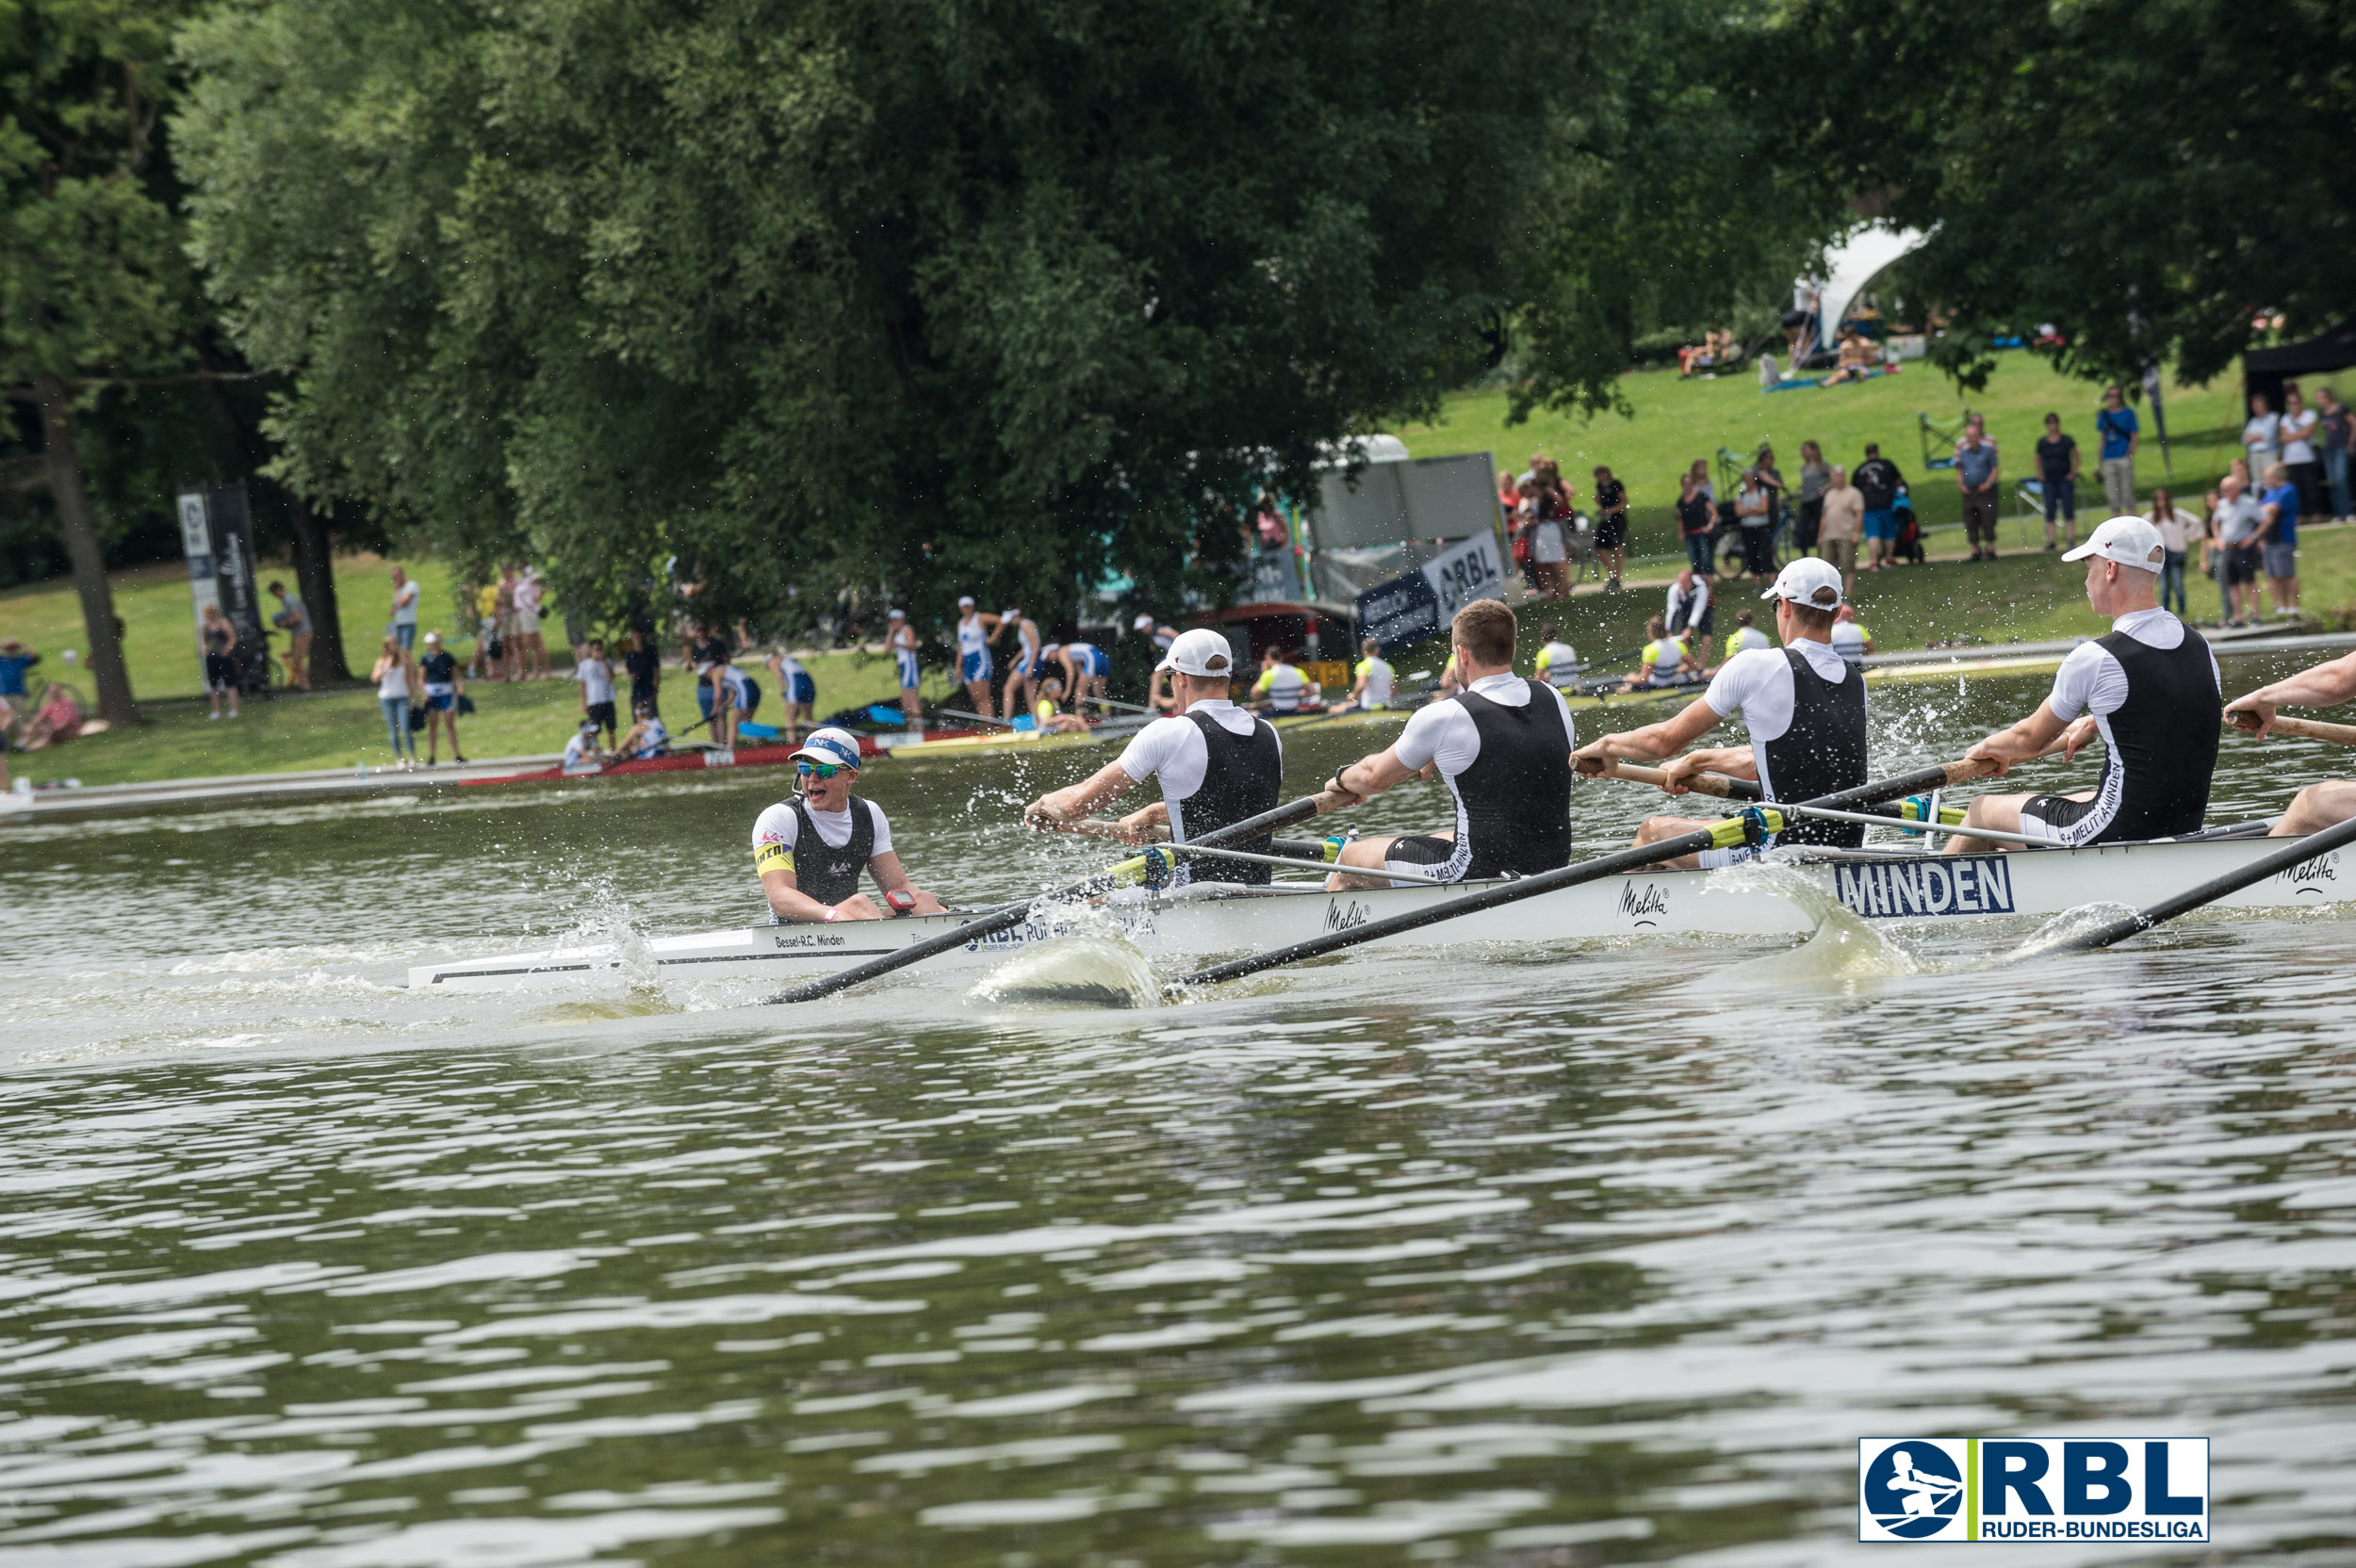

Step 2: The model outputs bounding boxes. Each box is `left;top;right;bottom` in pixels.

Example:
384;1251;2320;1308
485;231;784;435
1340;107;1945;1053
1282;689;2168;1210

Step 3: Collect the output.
197;363;351;684
32;374;139;726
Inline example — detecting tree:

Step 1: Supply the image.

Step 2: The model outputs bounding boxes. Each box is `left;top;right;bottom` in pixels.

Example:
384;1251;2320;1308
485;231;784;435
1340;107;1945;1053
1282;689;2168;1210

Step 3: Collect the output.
1776;0;2356;390
179;0;1808;640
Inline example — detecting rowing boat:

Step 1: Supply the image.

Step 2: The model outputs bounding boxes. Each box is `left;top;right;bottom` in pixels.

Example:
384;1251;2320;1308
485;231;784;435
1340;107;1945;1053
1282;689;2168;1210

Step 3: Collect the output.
406;829;2350;992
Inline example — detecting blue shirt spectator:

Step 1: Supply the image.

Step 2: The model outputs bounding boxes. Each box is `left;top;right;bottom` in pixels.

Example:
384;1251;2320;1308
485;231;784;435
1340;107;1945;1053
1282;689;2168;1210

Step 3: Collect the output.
2262;481;2299;546
0;642;36;695
1955;439;2000;489
2097;405;2139;462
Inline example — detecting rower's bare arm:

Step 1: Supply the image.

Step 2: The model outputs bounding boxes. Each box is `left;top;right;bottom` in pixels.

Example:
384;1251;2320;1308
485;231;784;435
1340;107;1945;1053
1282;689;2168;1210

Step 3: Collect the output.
865;853;947;912
1117;801;1170;840
761;867;873;923
2058;714;2099;761
1572;697;1722;774
1333;748;1415;801
2227;650;2356;734
1662;745;1756;792
1968;701;2069;775
1026;760;1137;827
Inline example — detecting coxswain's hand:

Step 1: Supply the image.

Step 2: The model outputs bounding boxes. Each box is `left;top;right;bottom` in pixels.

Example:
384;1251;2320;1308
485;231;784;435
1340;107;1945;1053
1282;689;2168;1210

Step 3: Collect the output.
2059;715;2100;761
2223;694;2277;737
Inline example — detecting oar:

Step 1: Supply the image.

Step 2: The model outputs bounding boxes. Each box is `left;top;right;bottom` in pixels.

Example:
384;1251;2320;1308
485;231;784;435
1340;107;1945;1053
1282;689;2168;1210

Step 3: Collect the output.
2227;713;2356;745
1588;759;1762;801
765;788;1357;1004
1176;759;2009;988
1059;817;1333;861
2041;813;2356;953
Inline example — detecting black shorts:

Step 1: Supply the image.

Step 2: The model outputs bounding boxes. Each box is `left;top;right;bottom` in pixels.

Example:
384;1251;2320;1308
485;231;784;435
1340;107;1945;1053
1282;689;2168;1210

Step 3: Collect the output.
1593;514;1628;550
205;653;237;691
586;699;616;730
2225;546;2261;586
1742;526;1776;575
1677;604;1716;636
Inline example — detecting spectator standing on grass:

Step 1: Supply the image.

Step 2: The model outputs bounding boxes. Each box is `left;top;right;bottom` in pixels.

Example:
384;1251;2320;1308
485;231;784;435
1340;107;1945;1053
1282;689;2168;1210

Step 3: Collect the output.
576;637;618;747
1816;465;1864;595
1676;466;1715;578
1593;465;1630;592
515;566;550;681
371;634;417;765
2316;386;2353;523
2210;473;2266;627
417;630;466;763
2241;391;2281;490
1793;441;1830;556
494;565;521;680
2095;384;2140;515
2145;488;2198;617
2279;385;2323;524
1746;448;1785;552
267;580;311;691
1525;484;1569;599
2259;461;2301;620
622;628;661;719
1854;443;1906;572
1734;470;1775;586
2034;413;2082;550
1955;415;2003;562
389;565;420;652
201;602;240;721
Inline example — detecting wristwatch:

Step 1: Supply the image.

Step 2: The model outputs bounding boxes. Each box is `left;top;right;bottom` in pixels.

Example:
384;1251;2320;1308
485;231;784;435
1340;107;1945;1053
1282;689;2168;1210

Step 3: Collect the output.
1331;765;1352;795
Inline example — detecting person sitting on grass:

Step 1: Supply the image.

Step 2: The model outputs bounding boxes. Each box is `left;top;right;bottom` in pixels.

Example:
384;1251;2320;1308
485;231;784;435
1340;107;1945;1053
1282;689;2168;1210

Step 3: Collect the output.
561;718;606;774
1822;329;1877;385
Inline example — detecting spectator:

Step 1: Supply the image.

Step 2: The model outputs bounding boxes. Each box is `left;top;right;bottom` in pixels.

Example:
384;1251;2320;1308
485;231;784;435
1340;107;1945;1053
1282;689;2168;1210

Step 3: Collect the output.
388;565;420;652
267;580;312;691
515;565;549;680
1496;469;1520;531
2316;385;2353;523
2258;461;2300;619
1253;492;1287;549
2033;412;2081;551
201;602;241;721
466;578;498;678
1955;414;2002;562
2241;391;2281;488
1785;275;1821;368
1854;443;1906;572
371;634;417;765
1525;481;1569;600
1686;457;1714;504
2145;487;2198;617
1793;440;1831;556
621;627;662;719
495;564;521;679
0;638;37;705
1817;464;1864;595
1823;329;1876;384
576;636;618;746
1675;466;1715;578
1733;469;1775;586
2279;384;2323;524
1747;447;1786;552
2209;473;2265;627
2095;384;2140;515
1592;465;1630;592
417;629;466;763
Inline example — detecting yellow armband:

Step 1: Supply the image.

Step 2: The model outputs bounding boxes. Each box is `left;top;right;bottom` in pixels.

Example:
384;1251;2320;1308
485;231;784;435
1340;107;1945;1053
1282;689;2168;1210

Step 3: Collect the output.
755;841;794;875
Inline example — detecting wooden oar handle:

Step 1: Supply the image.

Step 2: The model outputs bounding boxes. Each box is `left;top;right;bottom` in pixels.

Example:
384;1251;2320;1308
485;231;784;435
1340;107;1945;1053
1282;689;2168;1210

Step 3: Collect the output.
1588;760;1743;799
2229;713;2356;746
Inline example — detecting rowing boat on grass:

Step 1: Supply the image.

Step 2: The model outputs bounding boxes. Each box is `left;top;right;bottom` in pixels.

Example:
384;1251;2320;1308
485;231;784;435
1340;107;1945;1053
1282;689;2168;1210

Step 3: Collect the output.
406;829;2349;992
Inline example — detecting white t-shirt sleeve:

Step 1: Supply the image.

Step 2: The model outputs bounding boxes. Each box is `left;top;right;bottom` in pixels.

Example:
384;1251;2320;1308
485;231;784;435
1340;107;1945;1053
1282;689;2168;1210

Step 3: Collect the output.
1390;700;1456;773
2047;643;2127;721
753;802;798;856
1701;647;1784;724
1117;716;1201;790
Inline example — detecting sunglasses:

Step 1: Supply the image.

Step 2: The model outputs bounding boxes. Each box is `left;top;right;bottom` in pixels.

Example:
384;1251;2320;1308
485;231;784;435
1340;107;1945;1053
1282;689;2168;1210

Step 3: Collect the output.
795;760;850;779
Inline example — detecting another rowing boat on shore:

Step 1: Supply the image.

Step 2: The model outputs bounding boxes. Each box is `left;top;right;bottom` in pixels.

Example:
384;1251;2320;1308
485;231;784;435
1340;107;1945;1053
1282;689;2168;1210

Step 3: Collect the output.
407;828;2348;992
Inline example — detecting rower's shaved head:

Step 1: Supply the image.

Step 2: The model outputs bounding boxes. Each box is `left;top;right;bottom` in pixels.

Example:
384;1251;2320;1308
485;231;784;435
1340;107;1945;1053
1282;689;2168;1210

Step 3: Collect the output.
1452;598;1515;666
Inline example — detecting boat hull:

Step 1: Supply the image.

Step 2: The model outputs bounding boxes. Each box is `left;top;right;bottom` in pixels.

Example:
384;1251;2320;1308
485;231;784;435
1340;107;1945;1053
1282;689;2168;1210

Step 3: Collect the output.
405;834;2351;993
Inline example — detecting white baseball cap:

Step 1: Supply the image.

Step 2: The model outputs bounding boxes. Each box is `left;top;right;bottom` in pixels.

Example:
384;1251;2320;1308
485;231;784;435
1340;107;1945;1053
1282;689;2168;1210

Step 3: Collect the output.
422;630;440;645
1760;556;1846;609
1133;612;1155;631
2062;515;2166;571
957;595;975;608
790;727;863;770
888;607;906;619
1155;627;1236;678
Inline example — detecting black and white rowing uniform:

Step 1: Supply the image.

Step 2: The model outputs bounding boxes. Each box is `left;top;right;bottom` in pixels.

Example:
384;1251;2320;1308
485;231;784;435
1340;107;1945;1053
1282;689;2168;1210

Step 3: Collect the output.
1383;673;1575;883
1115;700;1283;886
2018;607;2220;845
752;794;892;907
1665;576;1713;637
1695;640;1868;867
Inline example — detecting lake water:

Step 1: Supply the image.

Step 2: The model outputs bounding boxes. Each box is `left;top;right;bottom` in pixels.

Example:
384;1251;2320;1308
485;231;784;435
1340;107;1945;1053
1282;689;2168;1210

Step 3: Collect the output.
5;662;2353;1566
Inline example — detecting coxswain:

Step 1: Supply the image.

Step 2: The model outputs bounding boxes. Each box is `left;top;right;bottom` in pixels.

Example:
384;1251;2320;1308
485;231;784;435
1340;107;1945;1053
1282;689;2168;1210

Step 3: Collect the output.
2225;648;2356;834
1830;604;1873;667
1251;646;1317;714
1024;629;1282;884
1665;567;1714;663
1330;636;1395;713
886;609;924;728
998;607;1044;720
1325;598;1576;889
1533;625;1580;693
1575;558;1868;869
1945;516;2220;853
1623;617;1698;692
753;727;944;922
954;596;1004;719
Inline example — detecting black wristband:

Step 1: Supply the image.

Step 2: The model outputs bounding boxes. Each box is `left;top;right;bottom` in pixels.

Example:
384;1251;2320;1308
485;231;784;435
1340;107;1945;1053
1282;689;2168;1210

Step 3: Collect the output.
1331;765;1351;795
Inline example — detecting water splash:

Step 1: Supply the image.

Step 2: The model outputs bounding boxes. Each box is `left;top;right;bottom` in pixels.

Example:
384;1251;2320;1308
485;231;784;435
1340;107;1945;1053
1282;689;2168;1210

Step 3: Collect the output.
1705;858;1926;984
2002;901;2142;963
967;933;1163;1009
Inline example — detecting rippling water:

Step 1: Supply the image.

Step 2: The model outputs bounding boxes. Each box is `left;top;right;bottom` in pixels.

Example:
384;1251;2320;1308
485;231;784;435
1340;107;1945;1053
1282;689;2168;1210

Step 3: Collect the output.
5;665;2353;1565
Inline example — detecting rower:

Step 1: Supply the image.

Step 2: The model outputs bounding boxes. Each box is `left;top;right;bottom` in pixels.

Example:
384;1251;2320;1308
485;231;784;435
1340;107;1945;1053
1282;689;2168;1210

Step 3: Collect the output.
997;606;1043;721
1252;646;1317;714
753;727;945;922
1331;636;1395;713
1623;617;1698;692
1055;639;1112;714
1325;598;1576;889
1030;676;1091;734
2225;650;2356;835
1724;608;1772;657
561;719;606;774
1946;516;2220;852
954;596;1003;719
1024;628;1282;885
617;699;669;760
1830;604;1873;668
765;646;814;743
1533;625;1580;693
1575;558;1868;869
1665;567;1714;663
886;609;924;727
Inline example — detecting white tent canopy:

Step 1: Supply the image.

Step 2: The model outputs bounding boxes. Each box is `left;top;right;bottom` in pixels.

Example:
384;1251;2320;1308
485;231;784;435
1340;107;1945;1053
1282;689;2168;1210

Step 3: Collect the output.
1811;224;1930;354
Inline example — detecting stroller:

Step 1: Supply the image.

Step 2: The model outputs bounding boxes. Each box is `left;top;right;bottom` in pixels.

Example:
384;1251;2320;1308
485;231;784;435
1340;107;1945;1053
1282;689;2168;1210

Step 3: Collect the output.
1890;484;1927;565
